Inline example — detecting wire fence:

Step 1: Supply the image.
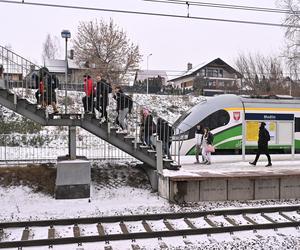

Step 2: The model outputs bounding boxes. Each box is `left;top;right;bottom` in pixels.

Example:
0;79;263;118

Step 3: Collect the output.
0;133;136;165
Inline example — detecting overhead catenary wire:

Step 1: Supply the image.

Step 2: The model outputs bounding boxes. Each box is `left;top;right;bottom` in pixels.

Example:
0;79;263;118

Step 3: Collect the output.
144;0;298;15
0;0;299;28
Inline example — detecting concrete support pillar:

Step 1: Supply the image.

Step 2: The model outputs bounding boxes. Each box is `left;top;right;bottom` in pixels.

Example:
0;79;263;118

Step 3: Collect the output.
68;126;76;160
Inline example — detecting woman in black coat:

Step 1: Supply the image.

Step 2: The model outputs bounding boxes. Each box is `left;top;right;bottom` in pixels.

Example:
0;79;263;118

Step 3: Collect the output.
249;122;272;167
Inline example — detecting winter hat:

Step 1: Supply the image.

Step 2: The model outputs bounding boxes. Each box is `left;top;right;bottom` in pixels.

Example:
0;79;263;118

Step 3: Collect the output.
143;108;150;117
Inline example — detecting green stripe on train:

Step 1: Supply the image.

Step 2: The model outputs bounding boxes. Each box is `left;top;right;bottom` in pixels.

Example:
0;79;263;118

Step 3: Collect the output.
213;124;242;145
186;124;300;155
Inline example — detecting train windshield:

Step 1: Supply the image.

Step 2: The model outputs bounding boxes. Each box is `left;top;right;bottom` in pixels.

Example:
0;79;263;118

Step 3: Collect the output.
187;109;230;139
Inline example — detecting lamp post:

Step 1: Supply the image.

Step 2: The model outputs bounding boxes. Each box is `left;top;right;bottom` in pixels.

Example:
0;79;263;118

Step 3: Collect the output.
61;29;71;114
146;53;152;95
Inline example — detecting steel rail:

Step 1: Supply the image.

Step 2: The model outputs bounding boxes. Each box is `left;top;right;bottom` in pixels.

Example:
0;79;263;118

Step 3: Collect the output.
0;221;300;248
1;204;299;228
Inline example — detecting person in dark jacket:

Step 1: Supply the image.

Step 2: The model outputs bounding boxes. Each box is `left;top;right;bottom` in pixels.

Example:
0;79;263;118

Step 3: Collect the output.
38;68;59;113
249;122;272;167
95;74;112;122
201;127;214;165
45;74;59;113
157;118;173;159
144;111;156;147
194;123;204;164
113;85;132;132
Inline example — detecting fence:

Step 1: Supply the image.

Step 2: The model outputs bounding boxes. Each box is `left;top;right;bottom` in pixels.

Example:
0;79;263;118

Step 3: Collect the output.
0;132;136;165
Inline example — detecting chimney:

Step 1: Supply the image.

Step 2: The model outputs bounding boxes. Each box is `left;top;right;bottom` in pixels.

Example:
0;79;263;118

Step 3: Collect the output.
187;62;193;71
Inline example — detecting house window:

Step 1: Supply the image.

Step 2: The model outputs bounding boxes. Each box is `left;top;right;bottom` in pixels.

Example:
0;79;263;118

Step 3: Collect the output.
219;69;223;77
208;81;215;87
207;69;219;77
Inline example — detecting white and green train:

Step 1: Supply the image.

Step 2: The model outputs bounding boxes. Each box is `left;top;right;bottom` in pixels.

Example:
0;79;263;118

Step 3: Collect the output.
173;94;300;155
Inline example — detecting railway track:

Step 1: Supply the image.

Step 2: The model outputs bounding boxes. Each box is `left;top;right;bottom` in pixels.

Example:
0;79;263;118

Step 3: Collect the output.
1;205;300;249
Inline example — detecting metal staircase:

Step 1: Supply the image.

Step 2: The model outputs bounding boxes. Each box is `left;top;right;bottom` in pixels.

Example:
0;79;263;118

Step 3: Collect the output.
0;45;180;170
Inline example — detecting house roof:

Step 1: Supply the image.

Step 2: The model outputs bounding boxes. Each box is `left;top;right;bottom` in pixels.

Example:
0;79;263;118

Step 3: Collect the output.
170;58;242;82
135;69;168;82
44;59;81;73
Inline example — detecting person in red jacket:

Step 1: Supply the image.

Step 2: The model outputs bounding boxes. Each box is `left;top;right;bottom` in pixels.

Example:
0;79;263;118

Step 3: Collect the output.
82;75;94;113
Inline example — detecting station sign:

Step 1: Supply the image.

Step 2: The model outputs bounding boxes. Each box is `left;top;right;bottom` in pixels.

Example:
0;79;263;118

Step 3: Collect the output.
245;113;294;121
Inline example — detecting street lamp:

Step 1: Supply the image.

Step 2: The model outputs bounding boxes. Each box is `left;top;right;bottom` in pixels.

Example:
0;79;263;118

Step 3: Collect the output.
61;29;71;114
146;53;152;95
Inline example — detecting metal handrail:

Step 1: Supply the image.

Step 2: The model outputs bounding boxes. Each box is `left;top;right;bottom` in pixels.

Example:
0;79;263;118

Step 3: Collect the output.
0;45;184;166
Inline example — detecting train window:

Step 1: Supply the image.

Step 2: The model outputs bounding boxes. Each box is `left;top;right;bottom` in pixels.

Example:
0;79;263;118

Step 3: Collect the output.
201;109;230;131
295;118;300;132
188;109;230;138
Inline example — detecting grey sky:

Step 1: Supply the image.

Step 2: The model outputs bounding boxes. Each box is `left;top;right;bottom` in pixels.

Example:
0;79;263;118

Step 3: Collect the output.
0;0;286;78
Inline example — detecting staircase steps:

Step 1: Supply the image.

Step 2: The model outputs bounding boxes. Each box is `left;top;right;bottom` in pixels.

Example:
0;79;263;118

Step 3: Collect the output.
0;88;181;170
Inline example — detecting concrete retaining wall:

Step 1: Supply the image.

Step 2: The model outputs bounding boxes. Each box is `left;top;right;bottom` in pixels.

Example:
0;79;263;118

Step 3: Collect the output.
160;176;300;202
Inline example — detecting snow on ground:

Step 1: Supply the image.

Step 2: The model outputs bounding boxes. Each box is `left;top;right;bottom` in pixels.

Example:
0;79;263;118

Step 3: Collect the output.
2;160;300;249
1;92;300;248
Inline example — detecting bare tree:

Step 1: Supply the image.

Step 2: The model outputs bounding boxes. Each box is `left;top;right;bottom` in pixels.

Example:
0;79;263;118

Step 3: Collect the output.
42;34;61;62
72;19;141;83
235;53;287;95
278;0;300;80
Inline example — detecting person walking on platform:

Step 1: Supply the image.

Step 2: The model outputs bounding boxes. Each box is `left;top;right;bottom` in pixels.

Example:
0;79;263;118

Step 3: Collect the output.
82;75;94;114
201;127;214;165
194;123;204;164
249;122;272;167
96;74;112;122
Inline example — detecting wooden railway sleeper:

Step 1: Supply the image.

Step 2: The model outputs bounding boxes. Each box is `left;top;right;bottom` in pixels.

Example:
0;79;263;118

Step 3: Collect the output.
279;212;296;222
21;226;30;241
97;223;106;236
73;224;80;237
184;218;197;229
142;220;153;232
120;221;129;234
48;225;55;239
242;214;258;225
260;213;277;224
224;215;239;227
163;219;175;231
203;216;218;228
131;243;141;250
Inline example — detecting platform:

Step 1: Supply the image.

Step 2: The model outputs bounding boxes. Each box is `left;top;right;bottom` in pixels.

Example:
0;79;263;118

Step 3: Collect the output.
158;154;300;203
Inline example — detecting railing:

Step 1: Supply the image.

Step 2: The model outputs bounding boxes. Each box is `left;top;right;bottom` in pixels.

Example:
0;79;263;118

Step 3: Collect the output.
0;45;184;165
0;132;135;165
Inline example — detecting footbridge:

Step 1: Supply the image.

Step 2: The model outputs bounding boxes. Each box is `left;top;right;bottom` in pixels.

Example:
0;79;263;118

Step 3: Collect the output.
0;45;181;172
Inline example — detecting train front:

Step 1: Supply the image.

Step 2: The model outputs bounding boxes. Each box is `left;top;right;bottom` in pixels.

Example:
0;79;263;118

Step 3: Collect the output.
172;94;243;155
